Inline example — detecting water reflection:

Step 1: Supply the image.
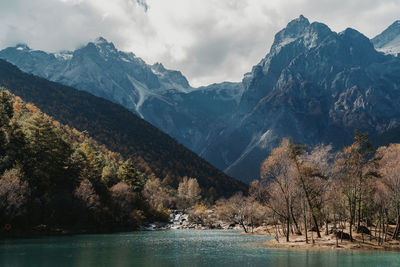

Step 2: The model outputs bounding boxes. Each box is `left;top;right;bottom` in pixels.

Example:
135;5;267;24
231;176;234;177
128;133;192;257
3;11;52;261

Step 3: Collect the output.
0;230;399;267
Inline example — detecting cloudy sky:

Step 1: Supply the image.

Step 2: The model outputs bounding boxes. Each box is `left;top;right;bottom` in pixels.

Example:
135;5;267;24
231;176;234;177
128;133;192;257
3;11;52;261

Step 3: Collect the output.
0;0;399;87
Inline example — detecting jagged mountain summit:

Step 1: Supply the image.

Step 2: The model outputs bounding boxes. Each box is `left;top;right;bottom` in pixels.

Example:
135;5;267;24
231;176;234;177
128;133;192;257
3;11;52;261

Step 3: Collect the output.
0;38;241;155
202;16;400;182
0;37;192;118
0;59;247;196
372;20;400;56
1;16;400;183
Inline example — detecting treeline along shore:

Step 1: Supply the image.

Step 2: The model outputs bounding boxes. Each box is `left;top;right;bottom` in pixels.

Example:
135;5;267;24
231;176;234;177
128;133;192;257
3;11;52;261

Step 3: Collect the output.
3;85;400;252
184;132;400;251
0;89;215;237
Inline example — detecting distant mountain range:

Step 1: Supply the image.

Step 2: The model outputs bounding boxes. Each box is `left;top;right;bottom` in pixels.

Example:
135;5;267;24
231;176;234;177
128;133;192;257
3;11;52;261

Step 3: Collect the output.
1;16;399;183
0;59;247;196
0;37;242;161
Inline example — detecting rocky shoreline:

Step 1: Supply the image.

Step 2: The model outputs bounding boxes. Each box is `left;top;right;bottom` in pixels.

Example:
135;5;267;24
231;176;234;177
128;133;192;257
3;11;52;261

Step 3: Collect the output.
141;215;400;252
141;211;242;231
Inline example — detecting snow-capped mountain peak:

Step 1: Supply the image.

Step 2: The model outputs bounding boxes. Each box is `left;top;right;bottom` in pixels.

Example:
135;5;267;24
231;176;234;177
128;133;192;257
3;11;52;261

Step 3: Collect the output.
270;15;310;52
54;51;73;60
86;37;119;59
15;44;31;51
94;36;108;44
2;18;400;184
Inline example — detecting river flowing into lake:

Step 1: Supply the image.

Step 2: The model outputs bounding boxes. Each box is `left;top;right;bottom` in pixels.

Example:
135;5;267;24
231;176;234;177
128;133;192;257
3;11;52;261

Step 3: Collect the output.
1;230;399;266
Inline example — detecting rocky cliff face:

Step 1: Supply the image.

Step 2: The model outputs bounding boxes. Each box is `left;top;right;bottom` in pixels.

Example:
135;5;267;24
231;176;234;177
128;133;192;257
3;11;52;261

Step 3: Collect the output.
1;16;400;183
372;20;400;56
0;37;190;116
202;16;400;182
0;37;241;153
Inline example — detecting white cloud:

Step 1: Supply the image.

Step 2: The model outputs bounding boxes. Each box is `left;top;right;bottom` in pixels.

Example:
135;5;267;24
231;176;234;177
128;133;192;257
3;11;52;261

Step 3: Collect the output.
0;0;399;87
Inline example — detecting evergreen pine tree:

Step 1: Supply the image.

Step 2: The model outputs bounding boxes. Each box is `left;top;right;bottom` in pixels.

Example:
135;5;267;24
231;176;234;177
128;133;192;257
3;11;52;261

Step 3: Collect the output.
118;159;146;192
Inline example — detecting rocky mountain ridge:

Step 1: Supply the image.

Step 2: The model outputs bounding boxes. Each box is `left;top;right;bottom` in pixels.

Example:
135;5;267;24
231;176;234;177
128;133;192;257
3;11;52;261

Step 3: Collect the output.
372;20;400;56
1;16;400;183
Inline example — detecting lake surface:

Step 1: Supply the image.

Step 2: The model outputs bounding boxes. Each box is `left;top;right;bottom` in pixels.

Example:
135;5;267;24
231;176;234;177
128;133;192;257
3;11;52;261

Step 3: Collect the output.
0;230;399;267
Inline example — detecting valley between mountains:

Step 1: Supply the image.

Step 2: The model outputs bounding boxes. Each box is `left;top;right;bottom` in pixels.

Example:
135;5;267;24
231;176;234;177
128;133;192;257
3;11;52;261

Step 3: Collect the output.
1;16;400;184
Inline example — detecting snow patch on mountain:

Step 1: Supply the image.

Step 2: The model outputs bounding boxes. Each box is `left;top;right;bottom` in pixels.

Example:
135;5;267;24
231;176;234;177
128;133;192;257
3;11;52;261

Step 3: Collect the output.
224;130;273;174
54;51;73;60
15;44;30;51
372;20;400;56
377;38;400;55
126;74;154;118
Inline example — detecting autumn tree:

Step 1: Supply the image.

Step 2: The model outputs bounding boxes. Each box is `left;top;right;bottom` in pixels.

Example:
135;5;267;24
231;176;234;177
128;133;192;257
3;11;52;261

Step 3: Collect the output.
337;131;375;240
374;181;390;244
110;182;138;226
261;139;297;241
79;141;105;182
291;143;337;238
74;178;102;224
376;143;400;239
142;177;174;210
188;203;210;225
249;180;269;204
101;165;119;187
177;177;201;209
0;168;30;225
0;91;13;172
215;193;265;233
0;90;183;231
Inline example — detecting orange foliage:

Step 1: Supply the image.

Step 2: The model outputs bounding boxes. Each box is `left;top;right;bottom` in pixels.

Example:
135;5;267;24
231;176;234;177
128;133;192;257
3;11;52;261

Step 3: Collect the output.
25;103;40;113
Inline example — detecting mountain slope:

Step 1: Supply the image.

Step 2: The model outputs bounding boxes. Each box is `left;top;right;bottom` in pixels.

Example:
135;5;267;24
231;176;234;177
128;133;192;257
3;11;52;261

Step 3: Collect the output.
0;89;174;231
0;38;241;158
372;20;400;56
202;16;400;182
2;17;400;184
0;59;247;195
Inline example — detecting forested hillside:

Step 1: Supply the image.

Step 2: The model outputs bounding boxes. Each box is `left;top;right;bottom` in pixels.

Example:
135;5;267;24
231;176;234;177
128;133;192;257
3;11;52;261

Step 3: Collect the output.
0;90;176;234
0;59;247;197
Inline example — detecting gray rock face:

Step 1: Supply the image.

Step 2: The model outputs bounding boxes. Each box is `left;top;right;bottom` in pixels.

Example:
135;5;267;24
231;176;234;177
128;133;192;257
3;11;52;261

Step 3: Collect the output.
141;81;243;153
1;16;400;184
372;20;400;56
0;37;240;155
203;16;400;182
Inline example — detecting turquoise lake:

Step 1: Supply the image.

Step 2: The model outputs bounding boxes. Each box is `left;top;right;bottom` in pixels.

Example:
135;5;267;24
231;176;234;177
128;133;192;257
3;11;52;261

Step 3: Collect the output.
0;230;399;266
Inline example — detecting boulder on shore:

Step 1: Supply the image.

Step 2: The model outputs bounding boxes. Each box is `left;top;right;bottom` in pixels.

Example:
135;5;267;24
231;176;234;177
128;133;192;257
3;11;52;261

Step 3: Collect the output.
335;231;351;240
356;226;371;235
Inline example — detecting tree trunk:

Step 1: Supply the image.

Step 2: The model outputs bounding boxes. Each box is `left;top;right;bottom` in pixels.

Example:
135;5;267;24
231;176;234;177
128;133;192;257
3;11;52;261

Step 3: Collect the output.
349;206;354;242
286;217;290;242
392;208;400;240
333;214;337;230
349;220;353;242
336;228;339;247
313;214;321;238
325;218;329;235
349;196;355;242
274;221;280;242
340;220;343;243
304;201;308;244
290;206;301;235
240;221;248;233
293;160;321;238
273;214;279;242
278;221;283;236
357;178;362;231
286;200;290;242
310;215;314;244
378;215;382;245
385;211;389;242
